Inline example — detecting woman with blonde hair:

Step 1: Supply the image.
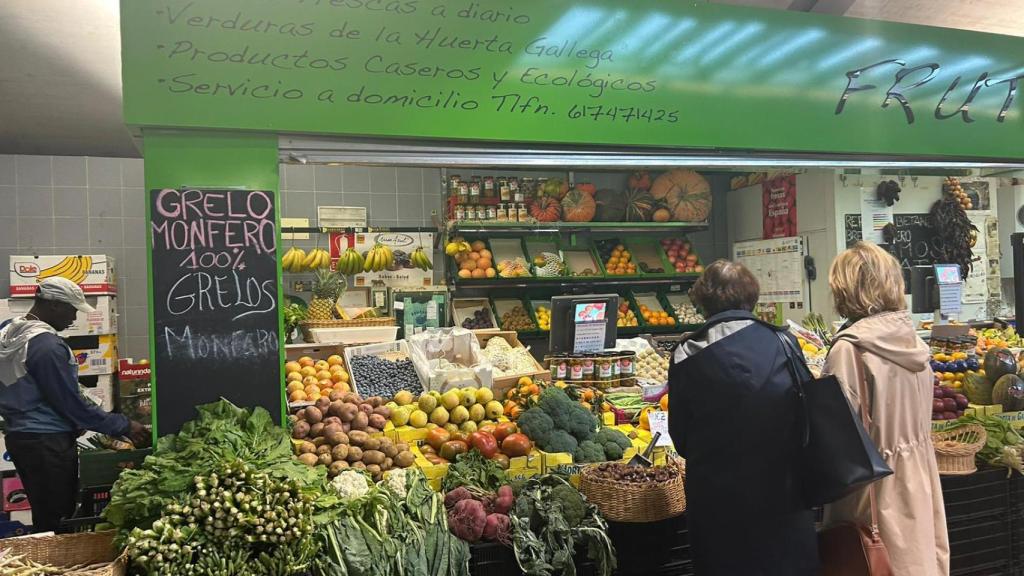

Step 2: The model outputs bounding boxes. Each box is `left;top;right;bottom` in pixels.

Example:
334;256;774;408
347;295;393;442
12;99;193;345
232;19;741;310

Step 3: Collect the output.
823;242;949;575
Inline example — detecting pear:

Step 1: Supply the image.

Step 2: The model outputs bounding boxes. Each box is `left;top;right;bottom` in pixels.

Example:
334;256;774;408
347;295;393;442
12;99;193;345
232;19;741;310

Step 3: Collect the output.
450;405;470;425
461;421;478;434
430;406;450;426
485;401;504;420
394;390;414;406
418;393;439;413
469;403;486;423
409;409;428;428
475;387;495;405
390;406;411;427
441;390;461;411
444;423;460;436
460;387;477;408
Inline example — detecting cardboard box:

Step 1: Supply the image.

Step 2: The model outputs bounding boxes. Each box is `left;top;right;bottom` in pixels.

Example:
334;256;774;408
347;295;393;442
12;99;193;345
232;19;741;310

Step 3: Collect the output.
9;254;116;296
80;374;116;412
69;335;118;377
1;295;117;337
2;477;29;512
995;410;1024;429
118;359;152;423
505;450;543;482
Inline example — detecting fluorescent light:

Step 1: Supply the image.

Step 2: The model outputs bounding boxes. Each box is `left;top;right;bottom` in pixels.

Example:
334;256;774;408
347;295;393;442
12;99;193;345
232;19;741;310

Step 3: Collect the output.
759;28;826;66
816;38;883;71
700;22;764;66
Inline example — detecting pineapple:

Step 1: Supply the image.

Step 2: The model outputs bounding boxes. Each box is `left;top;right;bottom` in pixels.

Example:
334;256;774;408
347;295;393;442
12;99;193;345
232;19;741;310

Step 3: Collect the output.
309;268;344;320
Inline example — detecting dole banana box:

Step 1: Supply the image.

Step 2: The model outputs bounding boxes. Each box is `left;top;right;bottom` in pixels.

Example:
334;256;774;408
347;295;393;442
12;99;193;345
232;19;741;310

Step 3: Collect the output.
9;255;116;296
2;296;116;337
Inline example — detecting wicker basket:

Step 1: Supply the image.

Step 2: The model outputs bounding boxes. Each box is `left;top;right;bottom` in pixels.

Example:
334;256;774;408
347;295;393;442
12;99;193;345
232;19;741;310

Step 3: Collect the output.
579;459;687;523
932;424;987;476
0;530;126;575
300;317;395;341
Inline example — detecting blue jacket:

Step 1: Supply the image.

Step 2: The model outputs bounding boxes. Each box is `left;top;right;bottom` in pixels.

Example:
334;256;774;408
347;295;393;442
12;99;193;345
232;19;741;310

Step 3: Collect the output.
0;319;128;436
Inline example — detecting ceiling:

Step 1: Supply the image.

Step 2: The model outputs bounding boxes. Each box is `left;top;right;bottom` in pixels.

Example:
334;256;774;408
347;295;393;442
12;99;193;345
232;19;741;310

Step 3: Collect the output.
1;0;1022;158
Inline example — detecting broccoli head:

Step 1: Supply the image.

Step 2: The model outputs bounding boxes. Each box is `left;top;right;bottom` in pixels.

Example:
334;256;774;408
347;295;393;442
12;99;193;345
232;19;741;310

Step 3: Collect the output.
540;429;579;455
573;440;606;464
595;427;632;450
549;483;586;527
538;387;597;442
518;407;554;446
602;442;624;461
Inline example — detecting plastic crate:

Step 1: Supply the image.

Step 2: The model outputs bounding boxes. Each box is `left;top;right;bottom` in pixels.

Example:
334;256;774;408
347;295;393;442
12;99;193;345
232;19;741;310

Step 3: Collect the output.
468;542;520;576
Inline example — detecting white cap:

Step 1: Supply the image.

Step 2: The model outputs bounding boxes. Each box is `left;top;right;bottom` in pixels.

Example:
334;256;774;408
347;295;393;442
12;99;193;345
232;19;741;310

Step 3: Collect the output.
37;277;95;313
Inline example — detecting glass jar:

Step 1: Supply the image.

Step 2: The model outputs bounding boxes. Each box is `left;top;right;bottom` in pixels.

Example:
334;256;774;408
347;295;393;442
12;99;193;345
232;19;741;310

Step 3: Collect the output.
550;356;568;380
581;355;596;381
448;175;462;199
476;204;488;221
499;178;511;202
495;204;507;221
469;179;481;204
457;181;469;205
569;355;584;381
485;205;496;220
483;176;496;199
618;351;636;378
517;203;529;222
454;206;466;221
509;177;521;202
596;354;615;382
514;179;526;203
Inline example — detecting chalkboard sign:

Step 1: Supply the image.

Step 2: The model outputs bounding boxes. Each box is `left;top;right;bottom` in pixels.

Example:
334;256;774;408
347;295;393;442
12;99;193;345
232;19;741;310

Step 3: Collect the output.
845;213;945;293
150;188;281;435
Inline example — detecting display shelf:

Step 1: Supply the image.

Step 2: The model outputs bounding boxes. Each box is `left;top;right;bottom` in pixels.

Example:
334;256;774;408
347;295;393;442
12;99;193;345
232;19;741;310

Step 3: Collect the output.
450;221;709;234
450;275;698;289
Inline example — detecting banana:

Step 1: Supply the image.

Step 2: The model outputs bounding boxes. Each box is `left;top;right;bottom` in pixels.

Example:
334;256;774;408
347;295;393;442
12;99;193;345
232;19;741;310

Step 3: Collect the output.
291;248;307;273
363;249;374;273
68;257;88;284
302;249;318;271
38;256;76;279
282;247;296;270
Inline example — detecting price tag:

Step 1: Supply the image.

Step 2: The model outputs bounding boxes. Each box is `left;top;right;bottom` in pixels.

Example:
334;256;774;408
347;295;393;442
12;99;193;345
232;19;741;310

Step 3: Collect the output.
426;301;438;321
393;300;405;311
647;411;672;446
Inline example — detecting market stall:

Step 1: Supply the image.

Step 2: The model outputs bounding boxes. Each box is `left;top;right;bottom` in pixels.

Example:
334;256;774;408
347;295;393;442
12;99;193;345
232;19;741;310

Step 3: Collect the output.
7;0;1024;574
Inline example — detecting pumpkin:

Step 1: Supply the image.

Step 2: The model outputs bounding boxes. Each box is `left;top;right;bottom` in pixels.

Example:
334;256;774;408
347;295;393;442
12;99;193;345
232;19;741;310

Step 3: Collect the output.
652;206;671;222
528;196;561;222
594;189;626;222
628;171;652;191
650;170;712;222
623;188;656;222
561;189;597;222
575;182;597;196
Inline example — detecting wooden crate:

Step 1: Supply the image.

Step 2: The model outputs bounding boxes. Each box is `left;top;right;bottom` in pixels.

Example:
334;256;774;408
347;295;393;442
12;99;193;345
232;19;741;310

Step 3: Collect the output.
475;331;549;398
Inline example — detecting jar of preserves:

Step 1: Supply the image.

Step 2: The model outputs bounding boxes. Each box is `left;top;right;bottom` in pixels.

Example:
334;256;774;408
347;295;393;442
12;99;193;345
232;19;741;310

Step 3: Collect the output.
485;205;496;220
477;204;488;221
499;178;511;202
495;203;508;221
569;355;584;381
550;356;568;380
483;176;496;199
514;178;527;203
517;203;529;222
509;177;521;202
581;355;596;381
469;179;481;204
596;354;615;382
618;351;636;378
448;175;462;198
519;177;533;201
454;206;466;221
457;181;469;205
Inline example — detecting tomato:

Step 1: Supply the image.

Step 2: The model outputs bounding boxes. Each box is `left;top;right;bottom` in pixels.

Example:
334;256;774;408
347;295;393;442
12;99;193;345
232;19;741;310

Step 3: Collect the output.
492;453;510;470
424;454;449;466
501;433;532;458
469;431;499;459
419;444;436;456
493;422;518;444
440;440;469;461
426;428;451;452
478;423;497;437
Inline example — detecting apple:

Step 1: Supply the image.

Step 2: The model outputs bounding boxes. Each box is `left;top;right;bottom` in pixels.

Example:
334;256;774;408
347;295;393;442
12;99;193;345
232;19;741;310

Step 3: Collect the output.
686;253;699;264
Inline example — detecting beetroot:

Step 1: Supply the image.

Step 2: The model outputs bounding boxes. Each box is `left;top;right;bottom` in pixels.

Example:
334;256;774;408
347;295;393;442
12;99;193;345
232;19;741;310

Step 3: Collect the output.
444;487;473;509
482;513;511;544
448;498;487;542
493;485;515;515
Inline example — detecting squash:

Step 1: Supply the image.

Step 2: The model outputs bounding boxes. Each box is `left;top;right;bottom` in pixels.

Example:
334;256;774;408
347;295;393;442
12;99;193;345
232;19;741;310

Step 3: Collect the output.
628;171;652;191
561;188;596;222
528;196;561;222
575;182;597;196
652;206;671;222
541;178;569;199
963;372;994;405
623;188;656;222
992;374;1024;411
650;169;712;222
594;189;625;222
984;348;1017;382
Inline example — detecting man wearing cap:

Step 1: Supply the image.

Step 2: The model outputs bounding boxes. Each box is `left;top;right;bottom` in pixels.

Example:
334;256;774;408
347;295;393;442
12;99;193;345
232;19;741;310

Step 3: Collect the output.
0;277;148;532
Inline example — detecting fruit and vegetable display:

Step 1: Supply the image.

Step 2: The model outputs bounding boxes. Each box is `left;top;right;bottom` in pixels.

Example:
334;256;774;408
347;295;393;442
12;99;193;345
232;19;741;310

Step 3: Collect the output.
976;326;1021;354
931;350;980;392
639;303;676;328
532;252;566;277
459;305;495;330
496;257;532;278
307;268;345;321
504;379;603;426
800;313;834;347
945;414;1024;475
672;301;704;325
635;347;669;383
616;302;639;328
349;353;423;398
586;461;682;484
660;237;702;274
285;355;351;404
932;385;970;421
449;239;497;280
392;387;506;439
500;305;536;332
650;169;712;223
480;337;540;379
943;176;973;211
291;392;416;481
535;305;551;331
597;240;637;276
283;246;332;273
444;481;515;545
516;387;600;456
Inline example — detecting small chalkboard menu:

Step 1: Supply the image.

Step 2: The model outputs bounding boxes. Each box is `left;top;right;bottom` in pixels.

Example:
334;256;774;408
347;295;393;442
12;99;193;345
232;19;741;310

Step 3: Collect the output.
150;188;281;435
845;213;945;293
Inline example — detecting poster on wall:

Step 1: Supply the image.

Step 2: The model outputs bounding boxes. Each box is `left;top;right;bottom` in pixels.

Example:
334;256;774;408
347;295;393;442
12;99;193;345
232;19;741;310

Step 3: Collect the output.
733;237;805;304
859;189;894;244
149;188;281;435
762;174;797;239
329;231;434;287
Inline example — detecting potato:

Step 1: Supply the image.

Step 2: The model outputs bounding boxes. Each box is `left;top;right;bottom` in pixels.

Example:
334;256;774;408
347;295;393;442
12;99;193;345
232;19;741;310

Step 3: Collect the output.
338;403;358;423
366;427;381;436
351;461;366;470
295;408;307;422
372;405;391;419
358;404;374;416
323;423;344;444
318;453;333;466
305;406;323;424
297;441;317;455
362;437;382;452
328;401;345;418
381;442;398;459
382;457;393;471
396;443;409;453
394;451;415;468
309;422;325;439
367;396;384;408
327;430;349;446
313;436;328;447
288;414;299;424
347;446;363;463
366;464;382;481
362;450;386;465
291;421;310;439
348;430;369;447
323;416;342;427
331;444;350;462
298;453;318;467
316;397;332;412
351;411;369;431
342;393;361;405
328;461;349;477
317;444;332;456
329;390;346;402
342;422;352;434
368;414;387;431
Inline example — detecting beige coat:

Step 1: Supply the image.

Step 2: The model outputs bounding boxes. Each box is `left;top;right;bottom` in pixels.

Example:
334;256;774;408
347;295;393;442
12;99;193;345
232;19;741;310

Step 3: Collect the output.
823;311;950;576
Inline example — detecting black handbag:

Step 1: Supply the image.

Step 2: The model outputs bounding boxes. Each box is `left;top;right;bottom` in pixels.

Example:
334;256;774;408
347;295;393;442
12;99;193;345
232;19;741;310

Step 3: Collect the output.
775;332;892;507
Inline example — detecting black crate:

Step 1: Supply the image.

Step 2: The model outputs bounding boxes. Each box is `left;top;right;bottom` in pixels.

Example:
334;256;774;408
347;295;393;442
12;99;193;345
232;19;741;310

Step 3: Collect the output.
468;542;520;576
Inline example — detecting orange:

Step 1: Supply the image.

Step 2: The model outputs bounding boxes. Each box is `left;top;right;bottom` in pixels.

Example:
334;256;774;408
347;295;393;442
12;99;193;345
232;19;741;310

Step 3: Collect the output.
298;356;314;367
300;366;317;378
479;249;492;260
485;268;496;278
289;390;307;402
327;355;344;366
660;394;669;411
471;241;487;252
477;258;492;270
302;375;319;387
316;370;332;381
471;268;487;279
458;269;472;279
469;252;481;261
285;361;301;373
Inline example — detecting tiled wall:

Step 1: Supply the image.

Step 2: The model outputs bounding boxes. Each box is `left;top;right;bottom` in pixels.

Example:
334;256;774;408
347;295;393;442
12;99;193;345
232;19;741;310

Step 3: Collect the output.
0;155;149;360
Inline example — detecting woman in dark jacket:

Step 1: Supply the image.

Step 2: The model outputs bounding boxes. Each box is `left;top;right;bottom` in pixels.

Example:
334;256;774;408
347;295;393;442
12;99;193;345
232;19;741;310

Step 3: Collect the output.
668;260;817;576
